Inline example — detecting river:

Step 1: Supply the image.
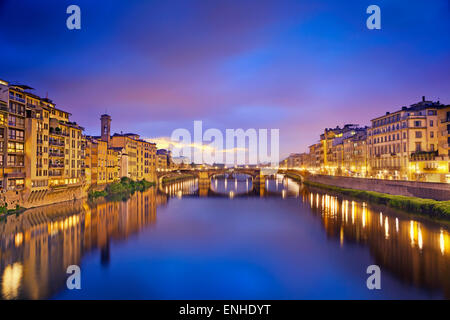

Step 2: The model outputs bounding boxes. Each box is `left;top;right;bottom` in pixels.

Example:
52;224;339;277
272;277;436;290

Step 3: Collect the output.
0;174;449;299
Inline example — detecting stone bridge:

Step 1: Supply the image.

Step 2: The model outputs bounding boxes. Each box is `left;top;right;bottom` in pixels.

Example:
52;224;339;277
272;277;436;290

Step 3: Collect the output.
157;168;276;196
157;168;304;197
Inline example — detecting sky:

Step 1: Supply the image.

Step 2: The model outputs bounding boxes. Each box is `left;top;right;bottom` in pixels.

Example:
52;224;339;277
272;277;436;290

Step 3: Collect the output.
0;0;449;160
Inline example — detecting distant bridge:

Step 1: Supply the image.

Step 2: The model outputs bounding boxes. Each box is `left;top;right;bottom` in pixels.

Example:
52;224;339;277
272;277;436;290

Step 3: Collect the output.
157;168;304;197
157;168;268;185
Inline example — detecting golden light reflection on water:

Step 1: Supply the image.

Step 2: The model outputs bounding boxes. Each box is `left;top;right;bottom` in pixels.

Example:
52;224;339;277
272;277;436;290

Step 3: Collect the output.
385;217;389;239
1;262;23;300
1;178;450;299
307;189;450;298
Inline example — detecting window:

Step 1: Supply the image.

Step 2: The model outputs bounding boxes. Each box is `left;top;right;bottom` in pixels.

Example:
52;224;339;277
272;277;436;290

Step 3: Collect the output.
430;120;434;127
0;114;6;126
8;142;24;153
8;129;24;141
9;102;25;115
415;131;422;138
414;121;422;127
430;131;434;138
8;115;24;127
415;142;421;152
7;155;24;166
430;144;434;151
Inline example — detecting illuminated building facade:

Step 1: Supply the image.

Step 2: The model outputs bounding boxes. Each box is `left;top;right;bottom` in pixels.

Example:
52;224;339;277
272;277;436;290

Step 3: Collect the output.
0;79;85;200
367;97;448;181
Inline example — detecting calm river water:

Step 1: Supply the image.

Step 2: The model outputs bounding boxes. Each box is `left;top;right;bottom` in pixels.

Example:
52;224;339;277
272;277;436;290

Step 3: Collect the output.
0;175;449;299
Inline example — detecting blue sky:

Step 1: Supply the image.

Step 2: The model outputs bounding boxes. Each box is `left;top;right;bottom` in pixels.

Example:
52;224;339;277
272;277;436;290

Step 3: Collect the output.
0;0;449;158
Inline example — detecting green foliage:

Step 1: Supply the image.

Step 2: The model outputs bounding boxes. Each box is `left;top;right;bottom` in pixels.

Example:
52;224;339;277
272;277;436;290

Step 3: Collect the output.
89;178;155;201
0;204;25;217
88;190;108;199
303;180;450;220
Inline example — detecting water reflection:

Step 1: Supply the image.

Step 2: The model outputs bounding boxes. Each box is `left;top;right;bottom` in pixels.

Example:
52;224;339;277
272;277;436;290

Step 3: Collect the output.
307;188;450;297
0;175;449;299
0;188;158;299
210;174;253;196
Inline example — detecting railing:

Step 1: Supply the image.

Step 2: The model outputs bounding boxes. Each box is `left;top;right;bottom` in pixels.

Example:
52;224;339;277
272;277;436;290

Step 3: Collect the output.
49;152;65;157
5;171;25;178
9;95;25;103
410;150;439;161
8;121;25;128
49;140;65;146
8;136;24;142
49;163;64;168
7;162;25;167
49;130;69;137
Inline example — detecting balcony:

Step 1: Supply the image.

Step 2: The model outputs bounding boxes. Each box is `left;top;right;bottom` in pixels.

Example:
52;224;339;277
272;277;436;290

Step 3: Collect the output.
5;171;25;178
8;136;24;142
9;95;25;103
49;163;64;168
49;152;65;158
49;140;65;146
49;128;69;137
410;150;438;161
7;162;24;168
8;121;25;128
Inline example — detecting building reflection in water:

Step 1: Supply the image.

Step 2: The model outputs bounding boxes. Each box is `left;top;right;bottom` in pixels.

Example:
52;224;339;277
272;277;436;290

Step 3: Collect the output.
0;187;158;299
305;189;450;298
0;175;449;299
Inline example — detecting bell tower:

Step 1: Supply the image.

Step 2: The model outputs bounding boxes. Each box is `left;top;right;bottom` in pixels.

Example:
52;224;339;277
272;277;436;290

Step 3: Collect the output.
100;114;111;144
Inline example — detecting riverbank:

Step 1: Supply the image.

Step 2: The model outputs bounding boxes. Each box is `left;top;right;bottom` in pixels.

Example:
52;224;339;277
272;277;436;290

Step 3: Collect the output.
306;173;450;201
89;177;155;200
302;180;450;220
0;204;26;219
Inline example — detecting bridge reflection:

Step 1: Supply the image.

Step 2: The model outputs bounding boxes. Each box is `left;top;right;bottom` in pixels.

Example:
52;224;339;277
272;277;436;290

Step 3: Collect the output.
160;174;303;198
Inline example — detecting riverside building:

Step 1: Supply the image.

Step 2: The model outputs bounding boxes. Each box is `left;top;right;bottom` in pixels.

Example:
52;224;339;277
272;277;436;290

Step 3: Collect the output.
0;79;85;207
367;97;449;182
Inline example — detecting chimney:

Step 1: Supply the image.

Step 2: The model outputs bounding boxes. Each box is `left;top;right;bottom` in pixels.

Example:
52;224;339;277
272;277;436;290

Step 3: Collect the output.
422;96;425;102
